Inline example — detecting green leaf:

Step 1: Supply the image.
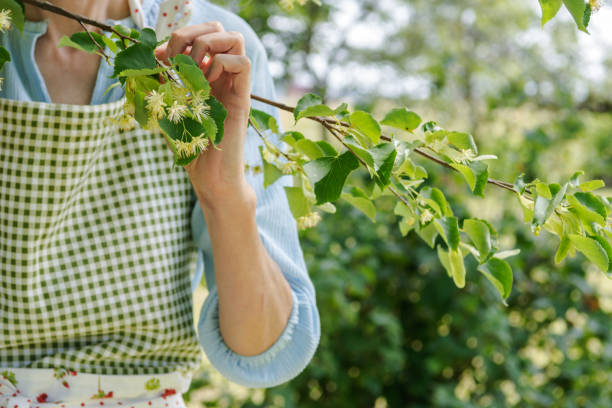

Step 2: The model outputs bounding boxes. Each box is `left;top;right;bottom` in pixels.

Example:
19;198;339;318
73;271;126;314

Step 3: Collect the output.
317;141;338;156
437;246;452;278
567;194;606;229
477;258;513;301
370;142;397;188
590;235;612;276
562;0;588;32
451;161;488;197
421;187;453;217
140;28;158;49
435;216;460;251
303;151;360;205
555;235;572;264
535;181;552;199
569;234;609;272
117;67;168;77
538;0;562;26
397;158;428;180
449;249;466;288
446;132;478;155
380;108;421;132
583;2;592;28
113;43;158;79
0;0;25;33
293;94;333;121
294;139;325;160
101;35;119;54
0;46;10;72
463;219;493;263
133;90;148;127
417;222;439;248
579;179;605;192
250;109;279;134
284;186;312;219
207;97;227;145
259;146;284;188
341;192;376;222
343;135;375;171
174;55;211;95
350;111;382;144
533;183;567;226
59;32;106;54
574;192;608;219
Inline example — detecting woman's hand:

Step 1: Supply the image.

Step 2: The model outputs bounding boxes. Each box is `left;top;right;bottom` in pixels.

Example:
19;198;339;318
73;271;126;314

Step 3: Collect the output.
154;22;255;211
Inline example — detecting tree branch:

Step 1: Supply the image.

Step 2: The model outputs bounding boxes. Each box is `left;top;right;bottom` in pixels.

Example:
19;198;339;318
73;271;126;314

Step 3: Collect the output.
20;0;518;196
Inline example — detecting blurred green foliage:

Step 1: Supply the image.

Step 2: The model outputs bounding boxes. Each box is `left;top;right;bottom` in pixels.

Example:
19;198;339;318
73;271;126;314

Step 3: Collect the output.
186;0;612;406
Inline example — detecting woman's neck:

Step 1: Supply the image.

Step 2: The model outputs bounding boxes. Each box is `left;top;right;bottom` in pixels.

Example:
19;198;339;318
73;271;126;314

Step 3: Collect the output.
25;0;131;42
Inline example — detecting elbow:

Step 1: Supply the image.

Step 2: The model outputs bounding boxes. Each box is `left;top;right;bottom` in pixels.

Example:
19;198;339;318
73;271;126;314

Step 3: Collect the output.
199;287;321;388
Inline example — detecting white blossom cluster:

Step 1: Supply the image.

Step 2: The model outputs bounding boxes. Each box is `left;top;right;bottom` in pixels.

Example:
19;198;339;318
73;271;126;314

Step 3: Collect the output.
590;0;604;12
0;9;10;32
110;80;213;161
297;211;322;230
0;9;11;91
260;144;303;176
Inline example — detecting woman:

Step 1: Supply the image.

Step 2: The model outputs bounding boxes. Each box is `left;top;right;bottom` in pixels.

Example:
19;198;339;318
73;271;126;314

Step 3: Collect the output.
0;0;320;406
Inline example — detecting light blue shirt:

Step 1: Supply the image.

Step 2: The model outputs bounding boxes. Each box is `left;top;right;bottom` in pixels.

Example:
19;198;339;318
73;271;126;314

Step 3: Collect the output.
0;0;320;389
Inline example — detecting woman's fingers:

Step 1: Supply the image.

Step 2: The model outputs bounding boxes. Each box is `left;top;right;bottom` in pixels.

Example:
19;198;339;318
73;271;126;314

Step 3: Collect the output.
189;31;245;67
155;21;225;62
204;54;251;95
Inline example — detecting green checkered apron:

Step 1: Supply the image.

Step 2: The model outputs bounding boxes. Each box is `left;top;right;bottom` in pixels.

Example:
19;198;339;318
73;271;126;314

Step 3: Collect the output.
0;97;203;376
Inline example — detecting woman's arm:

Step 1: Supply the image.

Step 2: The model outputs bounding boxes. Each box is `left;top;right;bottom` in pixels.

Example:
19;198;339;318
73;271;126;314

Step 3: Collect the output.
185;2;320;387
156;21;294;356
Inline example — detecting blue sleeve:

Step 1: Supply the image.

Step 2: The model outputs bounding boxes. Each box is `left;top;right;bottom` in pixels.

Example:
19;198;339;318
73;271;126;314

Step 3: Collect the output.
189;7;321;388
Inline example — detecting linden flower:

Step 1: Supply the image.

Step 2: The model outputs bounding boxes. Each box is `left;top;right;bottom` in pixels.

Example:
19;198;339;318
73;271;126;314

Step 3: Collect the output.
297;211;322;230
191;102;210;122
174;139;193;159
261;146;278;163
0;9;11;33
191;89;209;106
145;90;167;119
281;161;300;175
190;135;210;153
590;0;604;12
420;209;434;225
115;114;136;131
175;135;210;159
167;101;187;123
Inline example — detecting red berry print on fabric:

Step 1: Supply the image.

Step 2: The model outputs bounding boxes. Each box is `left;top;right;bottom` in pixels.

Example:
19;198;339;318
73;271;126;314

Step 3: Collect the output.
160;389;177;399
36;393;48;403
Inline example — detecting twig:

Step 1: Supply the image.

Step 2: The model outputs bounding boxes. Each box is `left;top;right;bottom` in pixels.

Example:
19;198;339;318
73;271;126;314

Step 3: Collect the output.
77;20;109;60
251;93;518;193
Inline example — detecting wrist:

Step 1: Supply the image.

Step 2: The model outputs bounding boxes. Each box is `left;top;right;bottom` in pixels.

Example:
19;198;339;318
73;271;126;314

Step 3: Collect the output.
198;180;257;219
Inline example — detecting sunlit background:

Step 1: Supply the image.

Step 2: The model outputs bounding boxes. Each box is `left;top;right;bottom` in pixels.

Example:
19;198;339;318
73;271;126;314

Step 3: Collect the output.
187;1;612;406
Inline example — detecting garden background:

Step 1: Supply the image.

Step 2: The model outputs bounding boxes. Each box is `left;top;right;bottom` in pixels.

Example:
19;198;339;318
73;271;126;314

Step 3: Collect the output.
186;0;612;406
